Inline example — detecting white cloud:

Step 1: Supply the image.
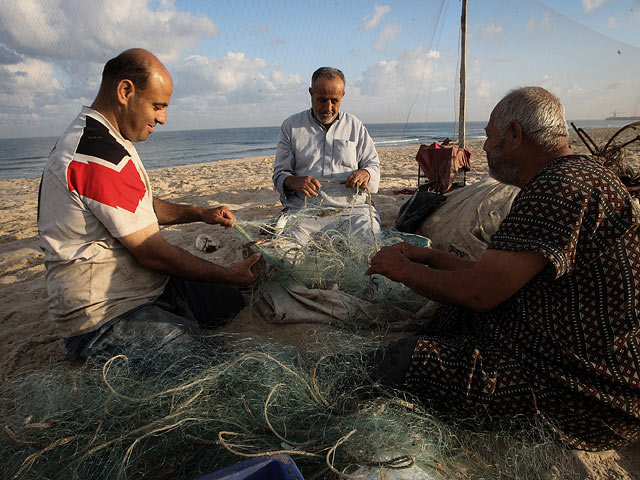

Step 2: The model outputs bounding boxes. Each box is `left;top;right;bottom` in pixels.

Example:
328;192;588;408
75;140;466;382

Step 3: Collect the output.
473;79;496;98
608;15;619;29
343;46;459;124
359;4;391;32
537;75;555;92
356;46;440;97
567;84;585;96
527;16;536;32
470;59;491;76
0;0;218;63
582;0;611;13
176;52;270;94
372;24;402;51
0;56;76;137
0;57;63;108
0;0;315;133
469;56;519;77
0;0;222;135
168;61;306;129
526;14;550;32
170;52;304;124
480;21;503;40
540;12;551;30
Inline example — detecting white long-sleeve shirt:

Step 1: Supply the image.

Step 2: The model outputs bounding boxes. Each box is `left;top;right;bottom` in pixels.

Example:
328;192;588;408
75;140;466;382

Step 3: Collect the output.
273;109;380;210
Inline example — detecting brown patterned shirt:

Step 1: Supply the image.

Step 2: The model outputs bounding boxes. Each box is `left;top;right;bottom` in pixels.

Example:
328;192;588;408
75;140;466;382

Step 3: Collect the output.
488;155;640;439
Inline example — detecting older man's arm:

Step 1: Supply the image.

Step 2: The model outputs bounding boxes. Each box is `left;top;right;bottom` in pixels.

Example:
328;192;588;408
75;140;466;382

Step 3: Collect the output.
384;242;476;271
366;246;548;312
354;123;380;193
273;119;323;198
273;121;296;197
344;169;372;189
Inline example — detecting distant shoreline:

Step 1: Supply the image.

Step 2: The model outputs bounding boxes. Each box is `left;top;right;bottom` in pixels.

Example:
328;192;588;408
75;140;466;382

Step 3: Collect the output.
0;125;637;182
0;118;636;142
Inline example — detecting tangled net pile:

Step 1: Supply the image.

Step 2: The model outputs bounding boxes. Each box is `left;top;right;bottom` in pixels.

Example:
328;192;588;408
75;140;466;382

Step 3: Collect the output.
1;335;579;480
233;206;435;332
0;196;588;479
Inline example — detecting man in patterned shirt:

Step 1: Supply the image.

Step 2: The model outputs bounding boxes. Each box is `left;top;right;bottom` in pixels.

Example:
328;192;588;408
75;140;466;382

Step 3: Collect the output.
38;49;262;360
366;86;640;451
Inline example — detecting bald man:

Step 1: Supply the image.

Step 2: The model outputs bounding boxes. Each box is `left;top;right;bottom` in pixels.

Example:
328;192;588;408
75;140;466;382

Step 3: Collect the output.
38;48;261;360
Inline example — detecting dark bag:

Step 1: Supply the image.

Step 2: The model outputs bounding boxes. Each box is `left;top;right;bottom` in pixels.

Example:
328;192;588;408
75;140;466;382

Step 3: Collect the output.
395;191;446;233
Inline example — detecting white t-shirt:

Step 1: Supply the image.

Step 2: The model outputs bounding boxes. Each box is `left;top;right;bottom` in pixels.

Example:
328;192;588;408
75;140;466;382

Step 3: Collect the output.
38;107;168;337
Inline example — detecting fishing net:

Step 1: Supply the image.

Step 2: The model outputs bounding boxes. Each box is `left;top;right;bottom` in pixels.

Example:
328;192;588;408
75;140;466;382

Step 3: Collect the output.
232;200;439;334
1;207;582;479
1;334;580;480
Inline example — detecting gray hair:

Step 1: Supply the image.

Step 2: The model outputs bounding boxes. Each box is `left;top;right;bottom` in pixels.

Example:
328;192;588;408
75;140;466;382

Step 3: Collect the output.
493;86;568;152
311;67;345;88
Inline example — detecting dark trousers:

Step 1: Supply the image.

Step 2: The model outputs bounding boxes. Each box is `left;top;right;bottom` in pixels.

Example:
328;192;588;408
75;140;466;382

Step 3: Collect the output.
64;277;245;361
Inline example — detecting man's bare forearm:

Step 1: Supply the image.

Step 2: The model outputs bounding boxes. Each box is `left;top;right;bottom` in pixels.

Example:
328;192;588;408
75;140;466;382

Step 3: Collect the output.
153;197;205;225
119;226;257;286
136;239;236;283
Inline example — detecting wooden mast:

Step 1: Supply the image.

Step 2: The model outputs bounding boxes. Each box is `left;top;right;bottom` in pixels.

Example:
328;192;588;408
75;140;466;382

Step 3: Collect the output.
458;0;467;148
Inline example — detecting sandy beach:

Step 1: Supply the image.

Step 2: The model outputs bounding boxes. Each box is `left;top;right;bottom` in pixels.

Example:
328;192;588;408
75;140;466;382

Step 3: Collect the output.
1;127;639;477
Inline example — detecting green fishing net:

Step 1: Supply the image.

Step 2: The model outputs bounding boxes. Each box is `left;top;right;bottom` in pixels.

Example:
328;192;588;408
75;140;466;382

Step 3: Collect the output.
1;210;581;479
1;335;579;480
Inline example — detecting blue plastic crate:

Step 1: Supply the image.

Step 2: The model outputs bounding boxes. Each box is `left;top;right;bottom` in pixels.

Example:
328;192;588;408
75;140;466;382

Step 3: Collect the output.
195;454;304;480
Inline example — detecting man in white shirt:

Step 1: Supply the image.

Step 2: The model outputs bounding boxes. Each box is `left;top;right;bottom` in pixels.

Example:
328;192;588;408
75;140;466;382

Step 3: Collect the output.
272;67;381;245
38;48;261;360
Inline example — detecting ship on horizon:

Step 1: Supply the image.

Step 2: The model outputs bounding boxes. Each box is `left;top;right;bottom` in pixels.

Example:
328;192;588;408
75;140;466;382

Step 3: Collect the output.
605;111;640;121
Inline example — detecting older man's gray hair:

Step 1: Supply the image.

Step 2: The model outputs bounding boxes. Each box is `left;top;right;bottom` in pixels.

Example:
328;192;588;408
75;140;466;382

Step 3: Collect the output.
311;67;346;88
493;86;569;152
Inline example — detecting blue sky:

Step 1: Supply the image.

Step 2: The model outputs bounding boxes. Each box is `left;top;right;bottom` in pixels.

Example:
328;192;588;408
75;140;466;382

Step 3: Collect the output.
0;0;638;138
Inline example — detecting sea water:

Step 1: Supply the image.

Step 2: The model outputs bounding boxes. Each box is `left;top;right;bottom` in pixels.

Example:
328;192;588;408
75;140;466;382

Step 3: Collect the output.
0;119;626;181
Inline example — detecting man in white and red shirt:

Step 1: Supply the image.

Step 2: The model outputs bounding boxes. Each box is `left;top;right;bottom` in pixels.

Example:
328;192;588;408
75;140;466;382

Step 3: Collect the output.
38;48;261;360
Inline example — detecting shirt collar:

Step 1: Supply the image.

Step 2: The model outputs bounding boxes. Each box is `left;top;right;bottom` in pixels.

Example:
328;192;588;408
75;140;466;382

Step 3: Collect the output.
81;106;132;148
310;108;342;130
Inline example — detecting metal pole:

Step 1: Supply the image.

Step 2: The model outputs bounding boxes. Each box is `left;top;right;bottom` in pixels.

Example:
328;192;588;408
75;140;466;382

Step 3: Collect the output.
458;0;467;148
